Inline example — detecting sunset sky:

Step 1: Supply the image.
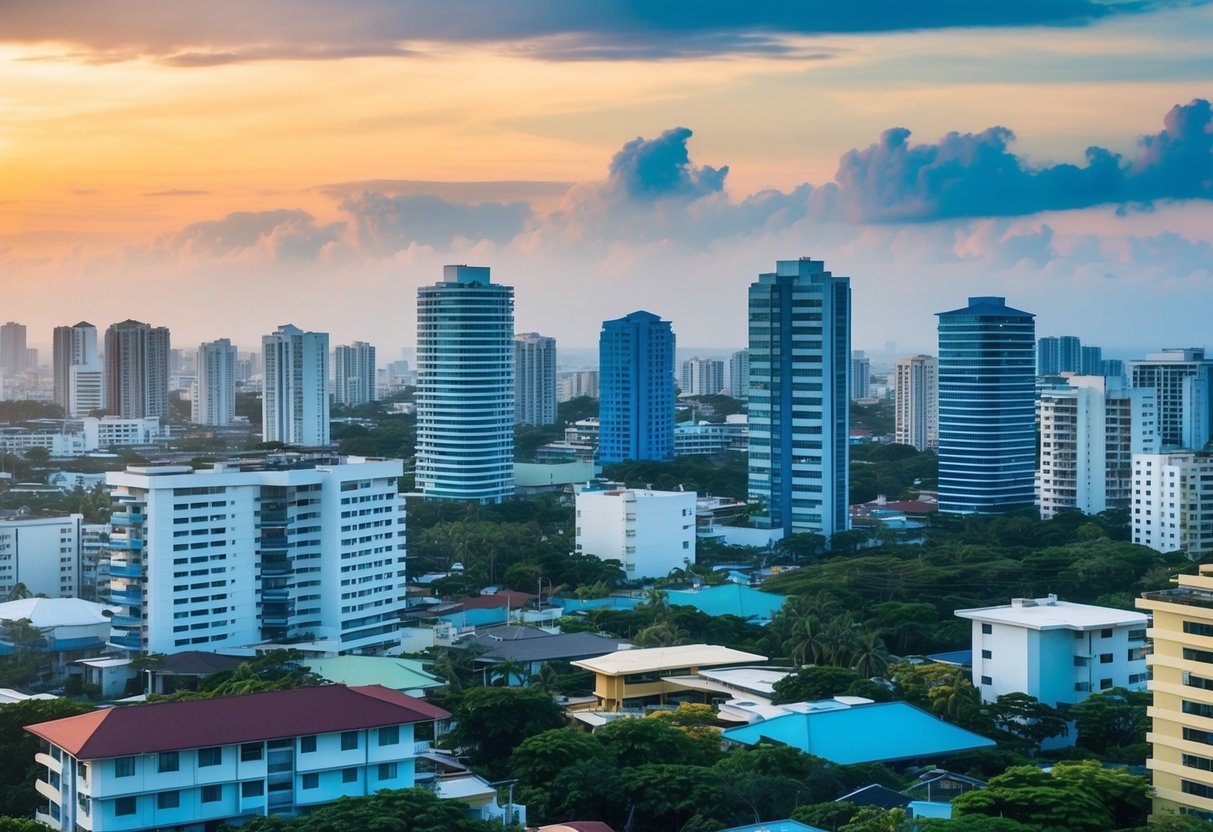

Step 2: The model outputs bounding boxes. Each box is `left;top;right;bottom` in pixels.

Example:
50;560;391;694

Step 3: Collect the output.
3;1;1212;357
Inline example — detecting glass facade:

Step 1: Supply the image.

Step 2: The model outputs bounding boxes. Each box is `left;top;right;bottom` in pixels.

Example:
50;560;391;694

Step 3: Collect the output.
598;311;675;464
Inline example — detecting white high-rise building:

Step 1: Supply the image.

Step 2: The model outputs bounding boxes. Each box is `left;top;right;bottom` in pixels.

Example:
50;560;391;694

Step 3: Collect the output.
1132;451;1213;557
0;514;82;598
894;354;938;451
727;349;749;401
679;357;725;397
514;333;556;425
1128;348;1213;450
1037;376;1158;520
262;325;330;446
851;351;871;401
556;370;599;403
104;320;170;419
334;341;377;408
575;487;696;581
416;266;514;502
53;322;104;416
104;457;407;655
193;338;237;426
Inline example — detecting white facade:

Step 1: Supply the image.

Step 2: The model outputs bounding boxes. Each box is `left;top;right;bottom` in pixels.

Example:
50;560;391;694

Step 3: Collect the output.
263;325;330;446
851;351;871;401
727;349;749;401
334;341;377;408
54;322;104;417
1128;348;1213;450
894;354;938;451
674;416;748;457
556;370;599;403
575;488;696;581
104;457;407;655
1132;451;1213;557
1037;376;1159;519
679;357;725;397
193;339;237;426
0;514;82;598
514;333;556;426
957;595;1149;706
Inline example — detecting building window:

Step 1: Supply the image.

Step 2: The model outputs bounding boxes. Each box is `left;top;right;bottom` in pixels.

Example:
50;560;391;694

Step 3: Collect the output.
1100;678;1113;690
201;785;222;803
980;623;992;635
980;675;992;686
1185;727;1213;745
115;797;137;816
1184;648;1213;664
302;773;319;790
1183;700;1213;719
198;747;222;767
1184;754;1213;772
1100;628;1114;638
1128;629;1147;641
1184;621;1213;638
1184;780;1213;799
379;726;399;746
157;791;180;810
342;768;357;783
980;649;992;659
1099;653;1113;664
240;743;263;762
340;731;359;751
158;752;179;773
114;757;135;778
378;763;397;780
241;781;264;798
1128;648;1147;662
300;735;317;753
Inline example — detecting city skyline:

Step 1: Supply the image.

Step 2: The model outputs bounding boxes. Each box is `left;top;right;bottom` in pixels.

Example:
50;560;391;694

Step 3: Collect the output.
1;3;1211;354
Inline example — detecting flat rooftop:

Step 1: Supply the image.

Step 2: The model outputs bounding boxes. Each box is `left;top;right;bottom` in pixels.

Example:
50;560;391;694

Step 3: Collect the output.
955;597;1146;630
571;644;767;676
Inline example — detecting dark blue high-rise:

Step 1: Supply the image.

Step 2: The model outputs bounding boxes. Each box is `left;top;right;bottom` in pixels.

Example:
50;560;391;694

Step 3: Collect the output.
598;311;675;464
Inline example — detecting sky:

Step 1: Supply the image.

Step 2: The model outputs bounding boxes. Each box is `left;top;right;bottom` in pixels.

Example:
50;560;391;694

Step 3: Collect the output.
2;0;1213;357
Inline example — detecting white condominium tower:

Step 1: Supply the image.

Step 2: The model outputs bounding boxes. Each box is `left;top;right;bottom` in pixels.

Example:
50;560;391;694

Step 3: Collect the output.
515;333;556;426
52;321;104;417
416;265;514;502
680;357;725;397
263;324;330;446
334;341;377;407
1128;348;1213;450
193;338;237;426
894;354;938;451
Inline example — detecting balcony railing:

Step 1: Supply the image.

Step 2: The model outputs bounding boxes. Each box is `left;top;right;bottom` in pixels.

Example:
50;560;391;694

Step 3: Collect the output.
106;537;143;551
1140;587;1213;609
109;563;142;579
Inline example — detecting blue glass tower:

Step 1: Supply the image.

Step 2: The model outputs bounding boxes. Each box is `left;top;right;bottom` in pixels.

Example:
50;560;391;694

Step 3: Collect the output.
937;296;1036;514
598;311;675;464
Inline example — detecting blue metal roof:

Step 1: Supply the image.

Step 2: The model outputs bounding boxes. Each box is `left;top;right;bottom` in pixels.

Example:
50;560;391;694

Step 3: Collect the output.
719;821;826;832
666;583;786;621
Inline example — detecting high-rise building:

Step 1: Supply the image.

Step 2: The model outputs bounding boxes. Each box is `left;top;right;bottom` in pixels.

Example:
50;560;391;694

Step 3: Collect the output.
262;325;330;446
850;351;871;401
556;370;599;403
679;357;725;398
0;322;28;377
598;311;676;465
193;339;237;426
1102;359;1126;382
1080;345;1103;376
415;265;514;502
104;320;171;419
728;349;750;401
747;258;850;538
1037;335;1082;376
1128;348;1213;450
1036;376;1158;520
334;341;377;407
53;321;104;417
104;457;407;655
894;354;938;451
937;296;1036;514
514;333;557;426
1131;451;1213;556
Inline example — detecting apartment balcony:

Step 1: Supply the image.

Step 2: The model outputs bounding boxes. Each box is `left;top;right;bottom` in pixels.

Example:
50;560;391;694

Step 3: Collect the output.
109;614;141;628
106;537;143;552
109;632;142;650
262;588;290;601
1140;587;1213;609
414;740;432;755
110;512;144;526
109;589;141;606
109;562;142;579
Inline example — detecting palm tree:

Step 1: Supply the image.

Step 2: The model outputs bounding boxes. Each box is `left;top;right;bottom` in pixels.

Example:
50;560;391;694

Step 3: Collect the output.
633;621;690;648
852;630;893;678
488;658;528;687
782;611;825;667
4;582;32;602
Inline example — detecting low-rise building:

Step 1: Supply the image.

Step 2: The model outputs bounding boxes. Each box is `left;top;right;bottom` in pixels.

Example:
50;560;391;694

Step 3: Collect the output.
0;513;82;598
570;643;766;712
575;487;696;581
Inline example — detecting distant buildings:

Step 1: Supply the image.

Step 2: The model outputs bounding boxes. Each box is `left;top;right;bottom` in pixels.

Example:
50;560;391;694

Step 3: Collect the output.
1128;348;1213;450
1037;335;1082;376
747;258;850;539
193;338;237;426
727;348;749;401
575;486;695;581
936;297;1035;514
0;513;82;598
53;322;104;417
679;357;725;397
514;333;557;425
851;351;871;401
334;341;377;408
0;321;29;377
957;595;1148;706
598;310;676;465
415;265;515;502
1132;451;1213;557
894;354;938;451
104;320;171;419
556;370;599;403
262;324;330;446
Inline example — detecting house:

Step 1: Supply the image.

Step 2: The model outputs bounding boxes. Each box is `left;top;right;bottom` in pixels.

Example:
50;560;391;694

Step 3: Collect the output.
304;655;445;697
570;644;766;712
0;597;115;684
719;822;826;832
138;651;248;695
25;684;453;832
457;626;630;686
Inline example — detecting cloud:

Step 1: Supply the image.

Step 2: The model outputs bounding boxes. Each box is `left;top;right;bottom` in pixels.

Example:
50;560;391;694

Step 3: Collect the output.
1;0;1204;65
339;193;532;253
166;209;345;260
144;189;210;197
607;127;728;200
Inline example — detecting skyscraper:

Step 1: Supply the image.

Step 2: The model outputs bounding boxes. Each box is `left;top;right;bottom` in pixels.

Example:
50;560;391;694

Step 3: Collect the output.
262;325;330;446
747;258;850;538
104;319;170;419
598;311;676;465
850;351;871;400
194;338;237;426
727;349;749;401
0;322;28;376
1128;348;1213;450
53;321;104;417
415;265;514;502
334;341;377;407
514;333;557;426
894;354;938;451
679;357;725;397
937;296;1036;514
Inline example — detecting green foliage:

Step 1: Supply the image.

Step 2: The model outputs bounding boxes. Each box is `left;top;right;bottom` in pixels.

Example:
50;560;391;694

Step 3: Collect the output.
1069;687;1151;763
149;650;322;701
0;817;58;832
224;787;504;832
510;728;610;819
332;414;416;460
917;817;1044;832
986;692;1069;747
595;714;721;768
770;665;863;705
557;396;598;423
851;398;895;436
602;454;747;501
446;687;565;779
850;441;938;503
0;698;94;817
0;401;63;422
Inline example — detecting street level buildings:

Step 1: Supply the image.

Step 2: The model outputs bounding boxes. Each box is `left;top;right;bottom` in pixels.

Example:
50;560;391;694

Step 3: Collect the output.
598;311;676;465
514;333;557;426
104;321;170;420
894;354;938;451
262;325;330;447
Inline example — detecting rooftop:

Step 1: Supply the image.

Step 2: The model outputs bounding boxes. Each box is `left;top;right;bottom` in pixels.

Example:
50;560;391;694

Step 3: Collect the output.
571;644;767;676
304;656;445;691
0;598;115;628
955;596;1146;630
665;583;786;621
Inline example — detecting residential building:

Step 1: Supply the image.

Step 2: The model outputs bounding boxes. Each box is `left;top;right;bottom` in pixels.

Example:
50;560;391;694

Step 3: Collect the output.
1137;565;1213;820
514;333;557;425
1037;335;1081;376
262;325;330;446
1080;345;1103;375
104;456;407;655
53;322;104;417
1036;376;1159;519
1129;348;1213;450
0;597;112;682
26;684;450;832
570;643;766;712
0;514;82;598
956;595;1149;706
747;258;850;538
727;349;749;401
193;339;237;426
104;320;171;419
0;321;28;376
0;417;162;457
556;370;599;403
851;351;871;400
334;341;377;408
415;265;515;502
598;311;675;465
936;296;1036;514
1103;359;1126;381
674;415;748;457
679;357;724;398
575;486;695;581
1131;451;1213;557
894;354;938;451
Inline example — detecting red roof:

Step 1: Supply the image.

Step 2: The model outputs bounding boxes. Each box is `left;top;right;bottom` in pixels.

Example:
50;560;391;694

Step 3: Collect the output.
25;685;449;760
460;590;537;610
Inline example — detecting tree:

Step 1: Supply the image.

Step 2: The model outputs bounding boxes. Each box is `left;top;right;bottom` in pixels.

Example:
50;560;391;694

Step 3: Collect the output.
510;728;612;821
986;692;1068;747
446;686;564;779
225;787;503;832
0;698;94;817
1069;686;1151;761
770;666;862;705
851;630;893;678
596;714;720;768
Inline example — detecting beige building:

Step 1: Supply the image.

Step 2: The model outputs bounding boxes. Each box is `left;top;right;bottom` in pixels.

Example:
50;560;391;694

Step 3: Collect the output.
894;355;937;451
571;644;766;712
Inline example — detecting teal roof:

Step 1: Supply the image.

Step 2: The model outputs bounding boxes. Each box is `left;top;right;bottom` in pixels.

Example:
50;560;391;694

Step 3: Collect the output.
666;583;785;621
305;656;444;692
721;701;995;764
720;822;825;832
